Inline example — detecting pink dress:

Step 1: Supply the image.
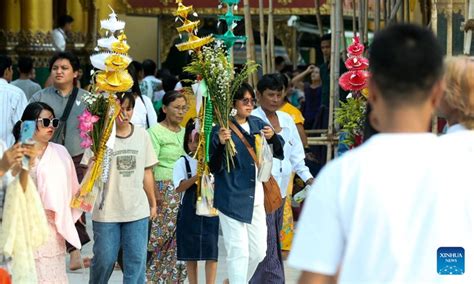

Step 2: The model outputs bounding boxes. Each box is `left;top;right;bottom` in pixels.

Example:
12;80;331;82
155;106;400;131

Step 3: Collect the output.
31;143;82;283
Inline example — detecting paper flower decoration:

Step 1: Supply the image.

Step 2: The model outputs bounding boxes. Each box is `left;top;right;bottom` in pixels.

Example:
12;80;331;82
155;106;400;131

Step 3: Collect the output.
174;0;213;52
339;70;370;91
347;36;365;57
344;56;369;71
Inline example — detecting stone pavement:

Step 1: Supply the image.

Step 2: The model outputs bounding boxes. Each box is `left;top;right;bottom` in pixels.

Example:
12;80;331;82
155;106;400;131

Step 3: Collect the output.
67;214;300;283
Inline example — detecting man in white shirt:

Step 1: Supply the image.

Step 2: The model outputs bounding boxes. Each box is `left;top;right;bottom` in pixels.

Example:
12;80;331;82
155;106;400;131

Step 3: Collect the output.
52;15;74;52
251;74;313;284
290;24;474;283
0;55;28;147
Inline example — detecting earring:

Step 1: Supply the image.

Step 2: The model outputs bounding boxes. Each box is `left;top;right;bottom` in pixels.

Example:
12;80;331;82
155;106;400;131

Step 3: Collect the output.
230;108;237;117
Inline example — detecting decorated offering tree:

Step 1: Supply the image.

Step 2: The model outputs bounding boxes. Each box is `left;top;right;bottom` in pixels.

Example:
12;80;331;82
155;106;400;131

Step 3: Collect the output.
71;8;134;212
335;36;370;148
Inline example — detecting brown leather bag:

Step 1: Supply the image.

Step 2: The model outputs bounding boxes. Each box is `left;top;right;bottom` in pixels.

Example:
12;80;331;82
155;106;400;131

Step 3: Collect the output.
229;122;283;214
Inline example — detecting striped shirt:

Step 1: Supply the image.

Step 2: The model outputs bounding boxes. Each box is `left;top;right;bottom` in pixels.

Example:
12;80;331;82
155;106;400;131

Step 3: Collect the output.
0;78;28;147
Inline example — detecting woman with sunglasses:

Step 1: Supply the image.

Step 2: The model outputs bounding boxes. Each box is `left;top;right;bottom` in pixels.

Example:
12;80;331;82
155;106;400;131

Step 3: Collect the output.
209;83;285;283
12;102;82;283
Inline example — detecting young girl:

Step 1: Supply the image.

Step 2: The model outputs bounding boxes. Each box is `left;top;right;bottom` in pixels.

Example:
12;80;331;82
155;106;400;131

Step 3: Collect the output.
88;92;158;283
175;119;219;284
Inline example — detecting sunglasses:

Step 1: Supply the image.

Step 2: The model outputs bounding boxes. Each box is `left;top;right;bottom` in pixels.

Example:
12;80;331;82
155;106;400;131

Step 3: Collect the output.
37;118;60;128
240;98;257;106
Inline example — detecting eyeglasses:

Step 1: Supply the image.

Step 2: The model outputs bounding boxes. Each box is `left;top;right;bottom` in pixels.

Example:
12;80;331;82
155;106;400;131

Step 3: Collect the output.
37;118;60;128
240;98;257;106
170;106;189;113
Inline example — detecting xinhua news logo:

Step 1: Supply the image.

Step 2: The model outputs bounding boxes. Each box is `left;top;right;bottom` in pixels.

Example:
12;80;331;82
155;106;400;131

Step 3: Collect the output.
437;247;464;275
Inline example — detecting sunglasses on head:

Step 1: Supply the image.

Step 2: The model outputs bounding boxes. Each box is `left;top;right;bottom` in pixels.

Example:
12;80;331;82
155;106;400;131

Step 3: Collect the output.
37;118;60;128
240;98;257;106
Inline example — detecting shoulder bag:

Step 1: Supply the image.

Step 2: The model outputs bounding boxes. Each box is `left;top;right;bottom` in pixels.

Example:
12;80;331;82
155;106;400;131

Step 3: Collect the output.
52;87;79;145
229;122;282;214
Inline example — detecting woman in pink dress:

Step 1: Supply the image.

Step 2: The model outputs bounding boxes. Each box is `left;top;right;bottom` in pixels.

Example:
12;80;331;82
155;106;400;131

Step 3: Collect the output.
13;102;82;283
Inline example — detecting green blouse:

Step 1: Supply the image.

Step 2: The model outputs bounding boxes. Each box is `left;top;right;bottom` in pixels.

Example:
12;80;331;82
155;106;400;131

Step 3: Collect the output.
147;123;186;181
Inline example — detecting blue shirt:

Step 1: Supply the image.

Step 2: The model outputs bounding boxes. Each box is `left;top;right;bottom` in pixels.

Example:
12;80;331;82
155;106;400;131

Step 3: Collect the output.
209;116;284;223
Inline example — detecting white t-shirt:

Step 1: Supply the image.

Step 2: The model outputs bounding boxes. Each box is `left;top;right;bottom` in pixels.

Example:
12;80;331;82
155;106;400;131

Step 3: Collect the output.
252;107;312;197
240;122;264;206
131;95;158;129
289;133;474;283
173;154;197;204
86;126;158;222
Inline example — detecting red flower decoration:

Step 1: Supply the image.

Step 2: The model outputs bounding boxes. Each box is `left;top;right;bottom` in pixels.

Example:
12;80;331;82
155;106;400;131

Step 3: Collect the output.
345;56;369;71
339;70;369;91
347;36;364;57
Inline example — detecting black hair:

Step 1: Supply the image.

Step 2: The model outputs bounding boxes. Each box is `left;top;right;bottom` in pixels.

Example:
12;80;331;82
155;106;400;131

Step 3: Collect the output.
18;56;34;74
130;60;143;74
0;55;12;77
158;90;186;122
127;62;143;98
162;74;179;92
12;102;56;143
117;92;136;108
369;24;444;106
142;59;157;77
321;33;332;42
156;68;172;79
234;82;256;103
49;52;80;72
58;15;74;28
256;73;284;94
183;118;197;154
275;56;285;66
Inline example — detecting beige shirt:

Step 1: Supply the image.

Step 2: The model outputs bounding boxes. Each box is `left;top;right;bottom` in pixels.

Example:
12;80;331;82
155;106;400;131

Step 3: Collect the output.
87;126;158;222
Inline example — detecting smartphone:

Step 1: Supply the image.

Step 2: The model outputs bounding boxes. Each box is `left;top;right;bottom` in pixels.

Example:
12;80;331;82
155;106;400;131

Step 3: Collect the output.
20;120;36;169
20;120;36;145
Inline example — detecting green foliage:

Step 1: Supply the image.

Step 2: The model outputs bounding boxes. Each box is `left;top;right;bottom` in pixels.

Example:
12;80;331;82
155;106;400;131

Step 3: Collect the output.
335;98;367;146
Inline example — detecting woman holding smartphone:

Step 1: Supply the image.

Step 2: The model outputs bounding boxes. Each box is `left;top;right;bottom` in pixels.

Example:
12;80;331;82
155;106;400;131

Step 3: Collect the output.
13;102;82;283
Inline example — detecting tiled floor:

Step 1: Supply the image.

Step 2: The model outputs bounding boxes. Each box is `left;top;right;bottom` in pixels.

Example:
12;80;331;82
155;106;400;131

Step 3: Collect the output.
67;214;300;283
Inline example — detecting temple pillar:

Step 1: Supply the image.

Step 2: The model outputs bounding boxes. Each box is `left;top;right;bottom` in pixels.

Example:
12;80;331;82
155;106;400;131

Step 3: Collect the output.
0;0;21;55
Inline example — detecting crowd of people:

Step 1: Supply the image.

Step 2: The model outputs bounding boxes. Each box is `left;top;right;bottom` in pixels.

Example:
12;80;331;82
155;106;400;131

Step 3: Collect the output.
0;20;473;284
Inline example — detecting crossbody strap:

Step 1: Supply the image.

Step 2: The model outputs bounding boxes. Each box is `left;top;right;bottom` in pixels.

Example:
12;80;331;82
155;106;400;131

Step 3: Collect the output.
61;87;79;122
137;94;150;129
181;155;192;179
229;122;259;167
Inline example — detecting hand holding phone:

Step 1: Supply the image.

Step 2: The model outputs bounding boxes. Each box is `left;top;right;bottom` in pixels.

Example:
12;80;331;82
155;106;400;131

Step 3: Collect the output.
20;120;36;170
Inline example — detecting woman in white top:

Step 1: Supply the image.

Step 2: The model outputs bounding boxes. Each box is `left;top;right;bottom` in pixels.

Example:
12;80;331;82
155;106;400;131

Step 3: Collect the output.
128;62;158;129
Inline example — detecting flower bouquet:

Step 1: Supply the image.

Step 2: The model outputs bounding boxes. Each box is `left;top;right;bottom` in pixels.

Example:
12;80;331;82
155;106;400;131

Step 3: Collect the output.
71;9;133;212
335;36;370;148
184;44;258;170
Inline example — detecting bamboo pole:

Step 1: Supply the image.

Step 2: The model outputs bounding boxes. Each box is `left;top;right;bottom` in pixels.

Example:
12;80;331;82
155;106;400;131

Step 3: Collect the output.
292;27;298;69
258;0;267;74
315;0;324;35
375;0;381;30
243;0;257;85
384;0;388;26
358;0;365;43
352;0;357;34
267;0;275;73
389;0;403;24
447;0;453;56
464;0;474;54
364;0;369;42
340;2;347;61
328;0;342;161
